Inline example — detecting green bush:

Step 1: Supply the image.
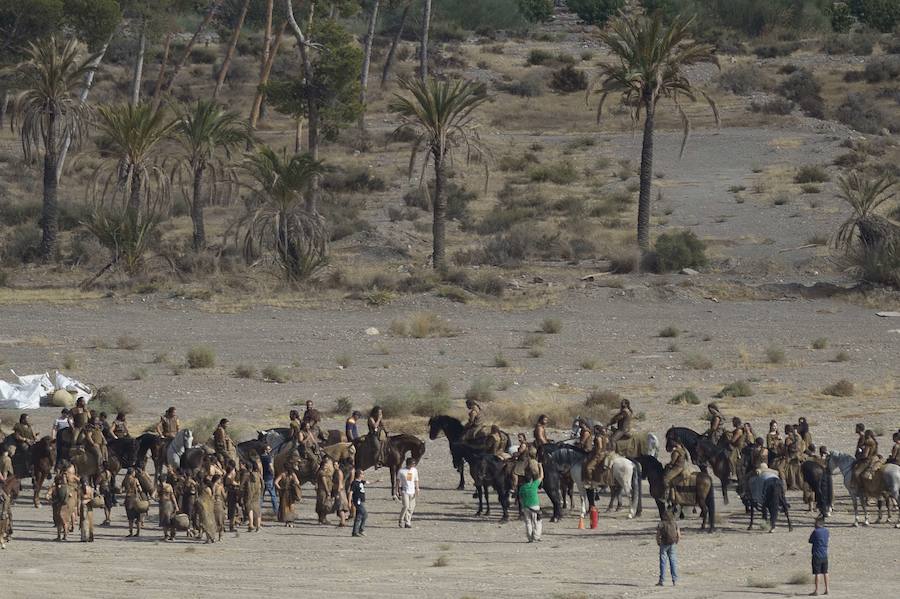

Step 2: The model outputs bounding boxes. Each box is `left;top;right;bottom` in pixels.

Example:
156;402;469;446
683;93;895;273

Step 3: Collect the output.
517;0;554;23
822;34;875;55
794;165;830;184
549;65;588;93
715;380;754;398
527;48;553;65
836;93;898;134
717;64;774;95
568;0;625;25
669;389;701;405
1;225;41;265
650;230;707;273
863;56;900;83
500;72;545;97
190;46;218;64
753;42;801;58
323;167;387;193
187;345;216;369
528;161;578;184
777;69;824;118
848;0;900;32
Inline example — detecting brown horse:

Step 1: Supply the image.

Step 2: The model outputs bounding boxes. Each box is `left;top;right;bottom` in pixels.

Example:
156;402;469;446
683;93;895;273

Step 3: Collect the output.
353;433;426;499
29;437;55;508
51;482;79;541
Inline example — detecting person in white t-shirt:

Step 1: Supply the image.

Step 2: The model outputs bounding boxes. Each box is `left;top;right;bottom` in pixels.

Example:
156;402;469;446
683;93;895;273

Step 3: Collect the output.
395;458;420;529
51;409;72;469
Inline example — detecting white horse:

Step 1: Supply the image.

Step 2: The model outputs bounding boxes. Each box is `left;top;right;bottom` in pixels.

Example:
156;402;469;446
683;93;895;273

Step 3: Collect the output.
543;445;642;520
830;451;900;528
166;429;194;471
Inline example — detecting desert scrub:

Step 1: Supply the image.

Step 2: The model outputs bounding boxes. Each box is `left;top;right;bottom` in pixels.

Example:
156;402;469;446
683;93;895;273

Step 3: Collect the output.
669;390;701;405
116;334;142;350
233;364;256;379
465;376;495;403
521;332;545;348
823;379;854;397
580;358;598;370
811;338;828;350
186;345;215;369
61;353;77;370
715;380;754;398
658;325;679;338
794;165;830;184
92;385;132;415
540;317;562;334
336;353;352;369
648;230;707;273
493;352;510;368
683;353;713;370
765;346;786;364
129;367;148;381
832;351;851;363
585;389;621;410
334;396;353;415
260;365;289;383
390;312;457;338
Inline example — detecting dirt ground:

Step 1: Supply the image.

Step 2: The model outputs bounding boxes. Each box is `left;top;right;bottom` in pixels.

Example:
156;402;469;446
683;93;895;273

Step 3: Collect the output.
1;288;898;599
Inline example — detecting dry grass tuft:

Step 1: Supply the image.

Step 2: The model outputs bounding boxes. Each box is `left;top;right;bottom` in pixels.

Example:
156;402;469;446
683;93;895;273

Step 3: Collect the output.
233;364;256;379
522;332;545;348
580;358;598;370
715;380;754;398
683;353;713;370
92;385;132;415
61;353;78;370
432;555;450;567
390;312;457;338
811;337;828;350
658;325;680;338
261;365;289;383
786;572;812;585
465;377;495;403
832;351;850;363
116;334;142;350
823;379;854;397
187;345;216;369
585;389;621;410
540;317;562;334
765;346;786;364
669;390;701;405
336;353;352;369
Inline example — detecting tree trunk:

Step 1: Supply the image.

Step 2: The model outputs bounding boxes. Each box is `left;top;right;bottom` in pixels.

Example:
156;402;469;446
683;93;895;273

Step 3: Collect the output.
285;0;320;214
131;21;147;107
260;0;274;78
419;0;431;81
637;97;655;252
359;0;380;129
213;0;251;100
432;149;446;270
151;32;173;107
156;0;225;108
248;22;285;135
56;38;111;182
294;118;302;153
381;1;410;88
40;114;59;260
128;165;144;218
191;162;207;251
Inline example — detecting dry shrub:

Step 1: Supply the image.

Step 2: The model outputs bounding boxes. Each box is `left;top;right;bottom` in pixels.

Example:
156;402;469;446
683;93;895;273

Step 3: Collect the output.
715;380;754;398
765;346;786;364
233;364;256;379
186;345;215;369
334;397;353;415
585;389;621;410
669;390;700;405
833;351;851;363
92;386;132;415
116;334;142;350
487;396;607;428
61;353;77;370
465;376;495;403
823;379;854;397
658;325;679;338
522;333;545;348
787;572;812;585
261;365;289;383
375;387;452;418
683;353;713;370
811;338;828;350
390;312;457;338
580;358;598;370
540;317;562;334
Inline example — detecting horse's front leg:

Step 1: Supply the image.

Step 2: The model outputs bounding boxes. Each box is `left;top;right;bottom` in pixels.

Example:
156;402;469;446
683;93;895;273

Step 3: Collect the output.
748;504;755;531
457;462;465;491
499;489;509;523
483;485;491;516
783;498;793;532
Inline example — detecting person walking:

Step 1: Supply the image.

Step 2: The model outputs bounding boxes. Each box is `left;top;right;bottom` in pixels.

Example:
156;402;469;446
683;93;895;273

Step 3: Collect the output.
518;471;542;543
656;511;681;586
259;444;279;516
396;458;420;529
809;516;830;596
350;469;368;537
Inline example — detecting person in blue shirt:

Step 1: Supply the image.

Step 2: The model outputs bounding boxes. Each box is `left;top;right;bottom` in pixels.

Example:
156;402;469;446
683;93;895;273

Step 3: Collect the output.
808;517;830;596
345;411;361;443
259;444;278;515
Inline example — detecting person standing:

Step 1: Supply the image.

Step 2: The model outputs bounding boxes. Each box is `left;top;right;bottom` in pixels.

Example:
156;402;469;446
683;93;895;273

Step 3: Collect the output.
51;409;71;469
656;511;681;586
350;469;368;537
242;461;263;532
78;477;95;542
259;444;279;516
396;458;420;529
518;471;542;543
345;411;361;443
809;516;830;596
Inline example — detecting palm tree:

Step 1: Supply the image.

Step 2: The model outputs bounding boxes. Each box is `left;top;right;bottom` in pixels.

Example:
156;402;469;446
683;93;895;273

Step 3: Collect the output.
834;172;897;251
93;103;178;219
174;100;252;251
10;36;97;259
389;78;489;269
590;13;719;251
240;147;328;281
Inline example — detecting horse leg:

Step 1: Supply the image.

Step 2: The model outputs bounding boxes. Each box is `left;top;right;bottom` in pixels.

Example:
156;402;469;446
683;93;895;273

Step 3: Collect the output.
655;499;666;519
721;476;729;506
851;493;861;527
748;504;755;531
33;471;44;508
457;463;465;491
499;487;509;523
783;496;793;532
483;485;491;516
861;493;871;526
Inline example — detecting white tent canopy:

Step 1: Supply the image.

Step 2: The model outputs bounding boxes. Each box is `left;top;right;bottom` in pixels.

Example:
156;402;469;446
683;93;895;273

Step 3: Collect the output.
0;370;93;410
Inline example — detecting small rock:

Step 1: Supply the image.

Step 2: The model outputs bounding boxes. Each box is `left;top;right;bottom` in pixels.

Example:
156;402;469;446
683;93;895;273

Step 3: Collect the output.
532;276;544;284
365;327;379;336
681;268;699;276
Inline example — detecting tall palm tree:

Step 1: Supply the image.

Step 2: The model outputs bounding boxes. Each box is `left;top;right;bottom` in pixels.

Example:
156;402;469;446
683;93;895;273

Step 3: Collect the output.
389;78;489;269
240;147;328;281
590;13;719;251
174;100;252;251
10;36;97;259
93;103;178;219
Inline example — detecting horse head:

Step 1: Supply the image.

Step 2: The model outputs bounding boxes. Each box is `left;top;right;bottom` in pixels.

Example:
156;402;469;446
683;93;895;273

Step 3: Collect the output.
427;416;441;440
183;429;194;450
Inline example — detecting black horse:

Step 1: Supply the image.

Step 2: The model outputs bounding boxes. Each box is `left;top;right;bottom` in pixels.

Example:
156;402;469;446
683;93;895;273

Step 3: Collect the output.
428;415;511;491
454;443;512;521
633;455;669;519
665;426;732;504
801;458;833;519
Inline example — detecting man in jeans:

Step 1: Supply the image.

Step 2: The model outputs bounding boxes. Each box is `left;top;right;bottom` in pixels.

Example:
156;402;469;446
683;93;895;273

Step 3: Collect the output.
259;445;279;516
351;469;368;537
656;511;681;586
518;472;542;542
395;458;419;529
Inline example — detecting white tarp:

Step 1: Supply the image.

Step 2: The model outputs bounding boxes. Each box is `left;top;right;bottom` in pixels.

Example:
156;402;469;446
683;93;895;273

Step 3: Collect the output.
0;370;93;410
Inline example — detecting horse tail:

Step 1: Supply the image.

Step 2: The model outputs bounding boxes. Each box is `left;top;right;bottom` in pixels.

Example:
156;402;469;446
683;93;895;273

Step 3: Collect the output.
632;460;643;517
823;464;834;512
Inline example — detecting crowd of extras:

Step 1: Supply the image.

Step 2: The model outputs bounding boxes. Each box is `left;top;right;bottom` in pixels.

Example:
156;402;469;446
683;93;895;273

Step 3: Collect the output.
0;397;898;548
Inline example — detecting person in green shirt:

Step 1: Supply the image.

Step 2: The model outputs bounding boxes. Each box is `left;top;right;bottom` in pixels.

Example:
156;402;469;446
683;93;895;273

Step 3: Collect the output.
518;472;542;543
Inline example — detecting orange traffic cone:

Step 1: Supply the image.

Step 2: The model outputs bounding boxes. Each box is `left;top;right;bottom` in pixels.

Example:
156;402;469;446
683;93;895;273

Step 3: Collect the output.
577;516;585;529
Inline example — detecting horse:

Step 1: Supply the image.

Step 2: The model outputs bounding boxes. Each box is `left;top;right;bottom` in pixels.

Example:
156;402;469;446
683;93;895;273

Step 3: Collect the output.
166;429;195;472
569;418;660;459
800;459;834;518
666;426;732;504
133;433;166;480
635;455;716;531
428;415;510;491
353;433;426;498
542;445;641;519
2;434;34;479
453;443;513;521
28;437;55;508
830;451;900;528
1;476;21;548
586;453;642;519
542;443;591;521
743;470;792;532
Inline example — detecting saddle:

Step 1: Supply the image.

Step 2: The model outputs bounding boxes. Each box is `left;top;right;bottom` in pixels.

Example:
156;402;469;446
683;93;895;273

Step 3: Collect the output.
669;473;697;505
613;436;639;458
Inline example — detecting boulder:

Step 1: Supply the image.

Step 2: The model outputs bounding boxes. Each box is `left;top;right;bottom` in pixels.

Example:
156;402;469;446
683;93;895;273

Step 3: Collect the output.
50;389;75;408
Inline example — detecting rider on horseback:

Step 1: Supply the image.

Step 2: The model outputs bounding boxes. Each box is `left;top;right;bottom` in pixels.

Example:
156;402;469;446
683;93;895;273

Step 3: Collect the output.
853;430;880;483
705;403;725;444
462;399;484;442
608;399;633;447
664;439;688;504
156;407;180;440
889;432;900;466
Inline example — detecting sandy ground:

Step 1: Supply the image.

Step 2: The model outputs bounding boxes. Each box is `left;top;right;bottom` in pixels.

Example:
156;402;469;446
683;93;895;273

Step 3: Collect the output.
1;290;898;599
